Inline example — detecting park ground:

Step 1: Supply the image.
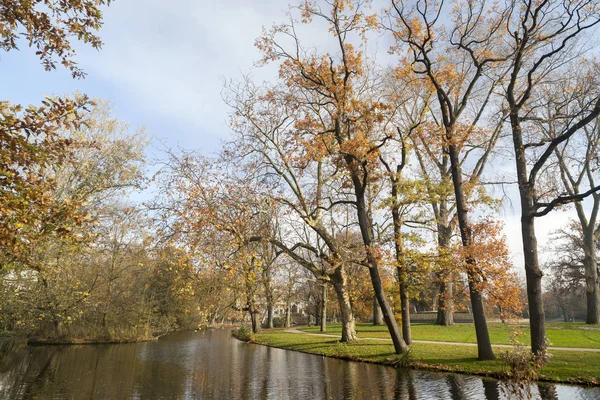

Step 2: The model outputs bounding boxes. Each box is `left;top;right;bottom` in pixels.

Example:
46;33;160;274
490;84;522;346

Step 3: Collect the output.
246;322;600;386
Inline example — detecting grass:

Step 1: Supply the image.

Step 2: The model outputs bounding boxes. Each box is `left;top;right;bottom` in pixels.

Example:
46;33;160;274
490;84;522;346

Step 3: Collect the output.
249;326;600;386
300;322;600;349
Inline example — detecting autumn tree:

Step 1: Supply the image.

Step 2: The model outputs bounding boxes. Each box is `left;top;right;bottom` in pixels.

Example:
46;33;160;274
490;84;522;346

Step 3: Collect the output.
153;151;276;334
256;0;413;354
411;116;457;326
0;103;150;339
224;77;360;341
1;0;112;270
389;0;510;360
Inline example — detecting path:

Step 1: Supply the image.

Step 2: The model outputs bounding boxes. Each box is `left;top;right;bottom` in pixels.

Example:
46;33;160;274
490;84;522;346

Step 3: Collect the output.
283;328;600;353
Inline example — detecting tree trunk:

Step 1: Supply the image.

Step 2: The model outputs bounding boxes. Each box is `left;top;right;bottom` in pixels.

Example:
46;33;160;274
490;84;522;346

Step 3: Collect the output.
331;267;357;341
285;298;291;328
249;302;261;334
398;274;412;345
448;142;494;360
521;209;546;353
435;218;454;326
583;230;600;324
510;110;547;354
54;319;65;337
466;268;495;358
250;311;261;334
320;281;327;332
391;181;412;344
341;135;408;354
373;297;384;325
267;303;274;329
369;265;408;354
435;280;454;326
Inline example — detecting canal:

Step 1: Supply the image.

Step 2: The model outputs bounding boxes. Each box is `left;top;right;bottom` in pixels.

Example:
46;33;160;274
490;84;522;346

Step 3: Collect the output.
1;329;598;399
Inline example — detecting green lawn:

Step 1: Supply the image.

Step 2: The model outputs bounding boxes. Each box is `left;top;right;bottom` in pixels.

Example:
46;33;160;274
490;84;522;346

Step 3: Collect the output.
252;330;600;385
300;322;600;349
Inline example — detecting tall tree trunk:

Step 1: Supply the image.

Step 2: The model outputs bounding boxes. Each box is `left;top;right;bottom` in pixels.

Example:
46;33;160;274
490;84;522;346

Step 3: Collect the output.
521;200;546;353
583;229;600;324
350;170;408;354
340;124;408;354
285;296;292;328
511;112;547;354
435;208;454;326
331;267;357;341
391;179;412;344
373;297;384;325
448;143;495;360
320;281;328;332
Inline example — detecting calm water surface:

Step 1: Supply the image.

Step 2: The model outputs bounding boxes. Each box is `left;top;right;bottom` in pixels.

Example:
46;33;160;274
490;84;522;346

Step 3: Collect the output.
1;329;599;399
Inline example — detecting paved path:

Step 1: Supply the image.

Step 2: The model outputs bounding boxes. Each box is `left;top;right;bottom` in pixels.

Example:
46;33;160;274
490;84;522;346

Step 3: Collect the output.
283;328;600;353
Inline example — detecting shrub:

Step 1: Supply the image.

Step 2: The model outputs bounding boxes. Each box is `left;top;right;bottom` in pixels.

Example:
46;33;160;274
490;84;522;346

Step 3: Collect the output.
500;329;551;399
235;325;254;341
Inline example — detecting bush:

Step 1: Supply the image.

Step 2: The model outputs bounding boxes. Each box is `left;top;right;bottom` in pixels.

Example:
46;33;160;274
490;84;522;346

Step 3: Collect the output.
499;330;551;399
235;325;254;341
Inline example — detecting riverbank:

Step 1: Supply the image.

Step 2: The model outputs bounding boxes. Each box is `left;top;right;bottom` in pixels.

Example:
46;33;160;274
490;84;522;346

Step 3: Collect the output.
26;336;159;346
236;326;600;386
20;323;240;346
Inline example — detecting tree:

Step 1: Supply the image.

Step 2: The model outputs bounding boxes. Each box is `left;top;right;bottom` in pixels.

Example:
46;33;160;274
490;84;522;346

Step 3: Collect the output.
0;0;110;77
224;77;359;341
1;0;112;270
1;96;95;270
0;101;149;338
502;0;600;353
377;70;431;343
257;0;410;354
153;151;275;334
546;221;599;322
539;74;600;324
389;0;509;360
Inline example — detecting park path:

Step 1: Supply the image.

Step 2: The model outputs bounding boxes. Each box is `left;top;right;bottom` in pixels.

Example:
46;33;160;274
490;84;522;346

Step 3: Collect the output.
282;328;600;353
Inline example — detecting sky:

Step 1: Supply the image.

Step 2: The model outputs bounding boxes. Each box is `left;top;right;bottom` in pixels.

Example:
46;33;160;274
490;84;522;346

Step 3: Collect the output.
1;0;588;273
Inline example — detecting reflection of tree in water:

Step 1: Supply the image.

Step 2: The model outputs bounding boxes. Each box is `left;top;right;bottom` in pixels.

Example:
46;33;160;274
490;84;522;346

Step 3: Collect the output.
0;340;28;373
447;374;468;399
0;342;190;399
538;384;559;400
481;378;501;400
394;369;418;400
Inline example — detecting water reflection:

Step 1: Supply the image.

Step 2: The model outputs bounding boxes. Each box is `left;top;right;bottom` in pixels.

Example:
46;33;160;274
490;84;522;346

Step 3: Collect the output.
0;330;598;399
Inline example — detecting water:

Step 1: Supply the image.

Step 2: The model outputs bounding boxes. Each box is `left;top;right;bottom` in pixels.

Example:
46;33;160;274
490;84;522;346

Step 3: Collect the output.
0;330;598;399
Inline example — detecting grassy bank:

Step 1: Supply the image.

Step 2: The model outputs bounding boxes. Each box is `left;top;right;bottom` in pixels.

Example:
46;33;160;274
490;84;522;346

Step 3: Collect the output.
301;322;600;349
246;326;600;386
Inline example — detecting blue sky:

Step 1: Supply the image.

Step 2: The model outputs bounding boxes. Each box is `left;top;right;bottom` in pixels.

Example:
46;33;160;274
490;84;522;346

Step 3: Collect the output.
1;0;587;271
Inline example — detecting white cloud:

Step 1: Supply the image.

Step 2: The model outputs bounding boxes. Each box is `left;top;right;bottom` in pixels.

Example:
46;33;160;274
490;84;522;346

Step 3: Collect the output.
78;0;291;151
